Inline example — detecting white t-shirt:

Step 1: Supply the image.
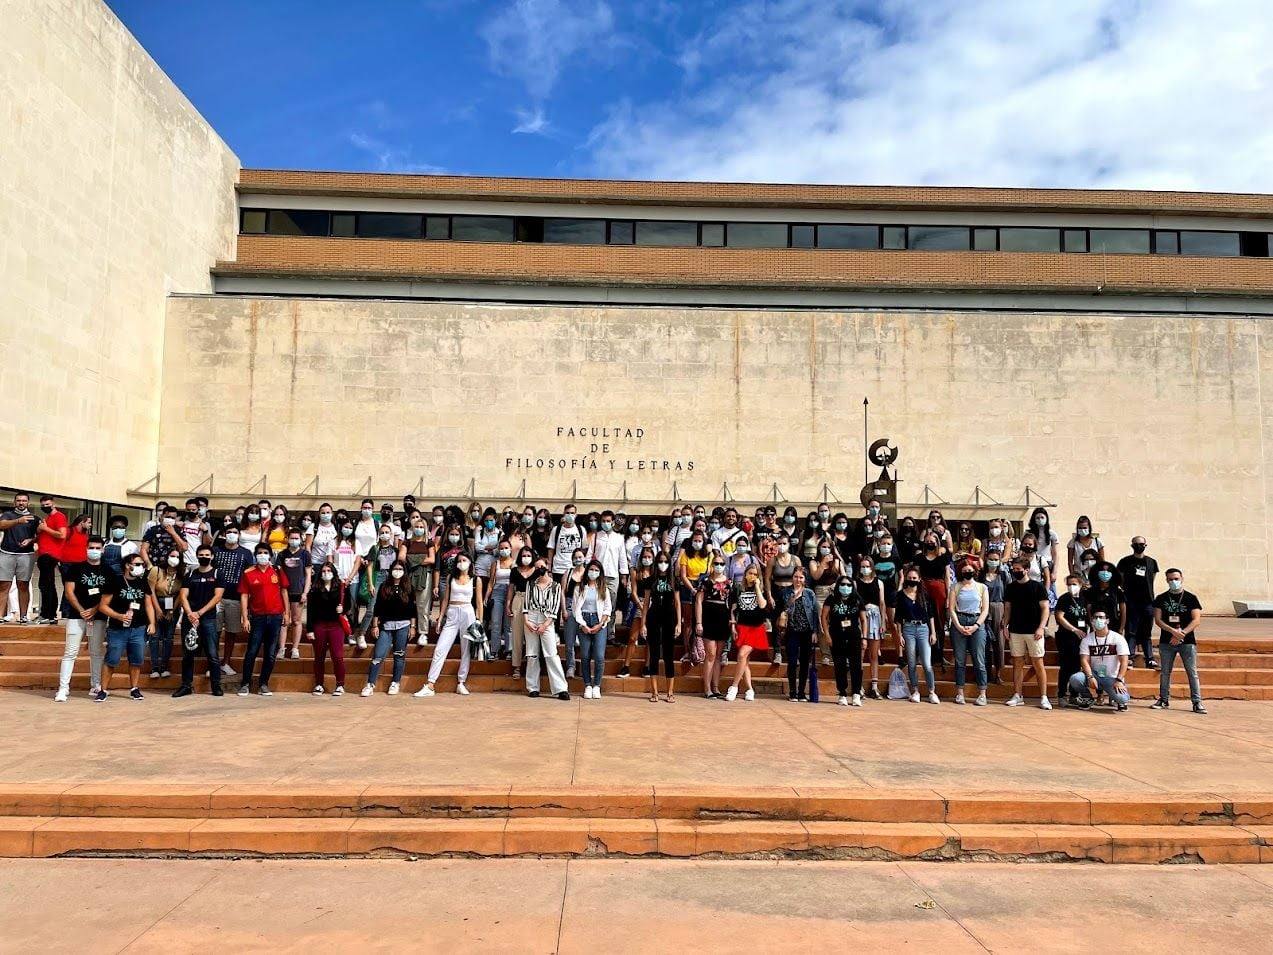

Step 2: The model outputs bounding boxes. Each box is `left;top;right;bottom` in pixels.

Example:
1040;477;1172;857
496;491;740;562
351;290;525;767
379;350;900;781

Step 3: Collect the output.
548;523;587;575
712;526;746;555
1080;629;1129;679
310;523;338;566
354;518;379;557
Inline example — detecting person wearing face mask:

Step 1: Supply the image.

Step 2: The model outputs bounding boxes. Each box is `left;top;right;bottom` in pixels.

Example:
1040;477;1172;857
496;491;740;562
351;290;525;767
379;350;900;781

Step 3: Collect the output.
895;518;920;565
712;508;746;556
378;503;404;544
141;501;169;538
725;536;760;587
309;503;338;573
361;561;417;697
331;522;364;646
276;529;312;660
237;545;290;697
212;526;253;678
466;502;484;537
1150;569;1205;713
820;574;866;706
179;498;211;569
1027;508;1059;580
404;513;436;645
1002;557;1052;709
1067;516;1104;578
1070;611;1131;710
1116;537;1160;670
531;508;553;556
979;555;1009;683
96;554;155;702
946;560;990;705
808;537;843;667
237;505;264;551
1054;574;1090;706
140;506;184;571
261;505;288;555
504;546;541;677
719;563;765;703
586;509;629;622
856;556;889;700
173;547;225;698
574;560;613;699
33;495;68;625
982;519;1012;565
416;549;481;698
779;567;819;702
473;508;503;588
101;516;139;578
1083;561;1127;637
522;564;570;700
55;535;113;702
892;570;938;704
560;548;589;680
829;512;854;566
675;531;711;660
764;533;800;667
146;548;186;679
548;507;586;578
351;499;377;558
639;549;681;702
306;563;347;696
696;558;733;699
871;533;899;596
433;522;469;629
357;523;403;648
916;532;954;671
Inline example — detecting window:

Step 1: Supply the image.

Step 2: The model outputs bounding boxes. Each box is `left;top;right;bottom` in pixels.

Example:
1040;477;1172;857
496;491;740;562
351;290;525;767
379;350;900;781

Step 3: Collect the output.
882;226;906;250
451;216;515;242
1180;231;1240;257
725;222;788;248
999;228;1061;252
1089;229;1150;254
542;218;605;244
608;220;634;245
1240;233;1270;258
424;216;450;240
818;225;879;249
789;224;815;249
515;218;544;242
266;210;330;237
973;228;998;251
240;209;267;234
355;213;422;239
1153;231;1179;255
634;220;697;246
907;226;970;251
331;213;356;237
1063;229;1088;253
699;223;725;247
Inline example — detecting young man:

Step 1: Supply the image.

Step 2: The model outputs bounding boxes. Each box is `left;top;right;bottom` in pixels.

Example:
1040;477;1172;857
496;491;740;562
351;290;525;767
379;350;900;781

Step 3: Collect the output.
102;516;139;577
212;527;253;677
711;508;747;556
1002;557;1051;709
238;544;290;696
174;545;225;698
547;506;586;577
140;505;184;569
1116;536;1160;670
1150;568;1206;714
55;535;114;701
276;529;312;658
34;495;68;624
0;492;39;623
179;497;211;568
1069;611;1131;710
96;553;154;702
587;509;630;614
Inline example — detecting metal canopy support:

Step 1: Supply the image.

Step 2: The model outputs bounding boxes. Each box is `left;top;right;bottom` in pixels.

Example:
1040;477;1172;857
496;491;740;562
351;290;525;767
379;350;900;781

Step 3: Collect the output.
515;479;526;500
819;484;843;504
298;475;319;497
352;475;372;499
242;475;267;496
186;473;214;494
671;481;683;502
920;485;949;506
1023;486;1057;507
769;483;787;503
127;473;160;495
620;481;628;504
462;478;475;501
720;482;734;502
972;485;1001;506
410;475;424;497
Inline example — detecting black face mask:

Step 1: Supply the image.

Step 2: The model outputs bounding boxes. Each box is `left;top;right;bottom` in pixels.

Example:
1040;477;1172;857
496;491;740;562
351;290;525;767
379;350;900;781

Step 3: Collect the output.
1012;569;1026;580
1132;544;1146;553
40;504;53;514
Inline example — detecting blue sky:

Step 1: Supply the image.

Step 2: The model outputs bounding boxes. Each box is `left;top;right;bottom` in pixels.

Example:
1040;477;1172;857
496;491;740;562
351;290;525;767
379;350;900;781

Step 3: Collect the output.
106;0;1273;190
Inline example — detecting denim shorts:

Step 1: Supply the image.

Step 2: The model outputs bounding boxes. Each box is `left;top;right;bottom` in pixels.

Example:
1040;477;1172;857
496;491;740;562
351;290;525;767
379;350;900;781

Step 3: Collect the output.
106;625;146;667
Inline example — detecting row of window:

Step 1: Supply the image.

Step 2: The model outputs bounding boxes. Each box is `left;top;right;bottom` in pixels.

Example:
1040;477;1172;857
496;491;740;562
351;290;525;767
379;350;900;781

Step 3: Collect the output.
240;208;1273;258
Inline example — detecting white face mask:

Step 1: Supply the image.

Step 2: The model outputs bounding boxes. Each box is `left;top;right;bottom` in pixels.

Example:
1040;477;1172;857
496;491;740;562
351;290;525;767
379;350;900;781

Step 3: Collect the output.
456;560;470;573
520;556;533;566
130;564;146;577
498;548;511;558
166;554;181;568
587;569;601;580
777;543;789;553
391;569;405;580
1068;584;1081;597
225;533;239;545
255;553;271;566
657;562;669;572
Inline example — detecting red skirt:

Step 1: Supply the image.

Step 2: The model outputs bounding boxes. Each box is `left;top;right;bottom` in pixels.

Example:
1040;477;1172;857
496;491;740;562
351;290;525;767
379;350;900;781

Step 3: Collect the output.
735;623;769;651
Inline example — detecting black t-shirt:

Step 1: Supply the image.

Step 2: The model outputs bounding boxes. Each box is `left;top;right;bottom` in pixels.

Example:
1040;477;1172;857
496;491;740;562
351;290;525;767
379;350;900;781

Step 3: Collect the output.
1152;590;1202;645
277;548;312;596
103;574;152;629
638;574;678;617
143;524;179;566
918;551;951;582
730;583;767;627
0;509;38;553
825;590;862;639
65;562;119;616
891;588;929;624
1005;579;1048;633
699;576;732;635
1084;584;1125;624
1054;592;1090;634
182;567;223;613
1115;555;1159;603
855;577;885;609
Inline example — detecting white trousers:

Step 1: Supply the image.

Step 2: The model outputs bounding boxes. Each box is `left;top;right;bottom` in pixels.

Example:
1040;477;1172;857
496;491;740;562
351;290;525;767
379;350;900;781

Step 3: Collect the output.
59;618;106;693
525;622;568;695
427;608;473;685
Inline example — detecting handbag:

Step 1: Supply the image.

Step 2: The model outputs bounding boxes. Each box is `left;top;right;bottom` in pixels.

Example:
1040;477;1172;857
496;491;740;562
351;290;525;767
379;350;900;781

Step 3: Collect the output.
337;583;352;637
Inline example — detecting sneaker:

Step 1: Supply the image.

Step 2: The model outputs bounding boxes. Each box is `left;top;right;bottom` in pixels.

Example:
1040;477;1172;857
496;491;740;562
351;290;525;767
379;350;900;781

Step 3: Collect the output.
415;634;427;647
160;670;171;678
259;685;273;697
54;688;69;703
744;689;755;702
129;687;144;701
909;691;920;703
852;693;863;706
356;636;367;650
954;691;965;705
387;682;400;696
565;665;575;679
88;685;100;698
275;646;285;659
1073;696;1093;709
1148;660;1159;670
456;683;470;696
866;685;881;701
837;695;849;706
774;653;784;666
211;685;224;697
360;684;374;697
927;692;940;705
726;686;738;702
37;617;55;625
1149;698;1170;710
1005;694;1024;707
594;684;602;698
974;692;987;707
332;686;344;697
618;665;630;677
289;647;300;660
583;685;593;699
312;685;325;696
93;689;108;703
528;690;541;698
1116;701;1128;712
149;670;160;680
237;684;250;697
172;686;193;699
557;691;570;700
822;655;832;667
413;684;435;698
1039;697;1052;710
1193;701;1208;715
221;663;236;676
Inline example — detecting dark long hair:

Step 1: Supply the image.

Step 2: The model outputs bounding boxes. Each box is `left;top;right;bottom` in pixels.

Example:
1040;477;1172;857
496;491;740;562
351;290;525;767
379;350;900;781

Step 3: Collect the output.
378;560;414;602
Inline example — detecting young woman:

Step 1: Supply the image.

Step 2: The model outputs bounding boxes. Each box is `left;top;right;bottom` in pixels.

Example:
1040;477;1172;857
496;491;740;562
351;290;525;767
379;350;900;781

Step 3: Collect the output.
307;563;347;696
799;511;823;563
359;524;402;649
917;531;953;670
404;512;435;645
414;552;480;698
1067;515;1104;577
573;559;613;699
238;505;265;551
560;548;588;680
361;561;415;696
523;566;569;699
1028;507;1060;576
531;508;553;556
765;535;800;667
725;563;768;702
822;574;867;706
472;508;502;591
695;556;732;699
676;532;712;659
485;539;514;661
807;537;842;667
638;549;679;702
332;520;363;646
947;559;990;705
779;567;818;702
981;553;1009;683
266;506;290;554
146;550;184;679
895;517;921;565
855;555;888;700
893;569;938;704
506;546;540;680
830;512;854;566
618;546;655;678
953;523;981;568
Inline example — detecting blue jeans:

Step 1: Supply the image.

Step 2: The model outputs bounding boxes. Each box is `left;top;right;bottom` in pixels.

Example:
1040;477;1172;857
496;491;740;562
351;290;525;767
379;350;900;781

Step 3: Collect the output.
1159;642;1202;704
242;613;283;688
487;581;511;658
580;611;607;686
1069;671;1131;705
180;613;221;688
106;625;145;668
368;622;410;685
951;613;987;690
902;620;934;693
149;613;177;673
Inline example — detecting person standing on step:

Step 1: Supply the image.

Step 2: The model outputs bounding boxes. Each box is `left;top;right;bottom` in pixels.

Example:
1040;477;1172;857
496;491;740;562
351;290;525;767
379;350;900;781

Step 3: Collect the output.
1003;557;1052;710
821;574;866;706
779;566;818;702
856;556;888;700
173;545;224;698
695;556;732;699
507;546;540;681
361;560;416;697
587;510;629;636
146;549;185;680
560;549;588;680
980;553;1009;683
1;492;40;626
1069;610;1130;710
1150;568;1206;714
414;552;479;698
1054;574;1091;706
484;539;514;661
638;549;680;702
892;569;938;704
96;553;154;702
237;544;289;697
724;563;769;703
946;559;989;705
34;494;68;624
276;528;312;660
102;516;139;579
54;535;113;702
307;563;348;696
212;527;253;679
404;511;435;645
1116;536;1159;670
358;524;402;651
523;563;570;700
574;559;613;699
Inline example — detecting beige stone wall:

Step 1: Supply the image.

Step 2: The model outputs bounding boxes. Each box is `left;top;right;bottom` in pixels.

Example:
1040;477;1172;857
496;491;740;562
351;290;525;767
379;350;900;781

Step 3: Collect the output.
159;295;1267;607
0;0;239;502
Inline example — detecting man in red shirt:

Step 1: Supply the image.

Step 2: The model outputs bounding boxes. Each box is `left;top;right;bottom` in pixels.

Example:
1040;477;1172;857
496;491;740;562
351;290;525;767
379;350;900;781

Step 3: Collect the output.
35;495;68;624
237;544;290;697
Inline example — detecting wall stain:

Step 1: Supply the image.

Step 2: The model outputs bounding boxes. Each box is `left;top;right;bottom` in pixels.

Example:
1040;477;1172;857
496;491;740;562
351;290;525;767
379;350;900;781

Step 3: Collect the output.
246;300;259;456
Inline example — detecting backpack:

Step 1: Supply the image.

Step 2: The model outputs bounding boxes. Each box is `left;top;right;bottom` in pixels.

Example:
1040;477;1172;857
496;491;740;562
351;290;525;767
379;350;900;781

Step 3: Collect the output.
887;666;910;700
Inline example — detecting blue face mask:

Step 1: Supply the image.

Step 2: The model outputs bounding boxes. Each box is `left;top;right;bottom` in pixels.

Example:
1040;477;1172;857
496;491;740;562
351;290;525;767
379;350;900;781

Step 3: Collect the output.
1167;579;1183;592
1097;570;1113;583
837;585;852;597
484;519;495;529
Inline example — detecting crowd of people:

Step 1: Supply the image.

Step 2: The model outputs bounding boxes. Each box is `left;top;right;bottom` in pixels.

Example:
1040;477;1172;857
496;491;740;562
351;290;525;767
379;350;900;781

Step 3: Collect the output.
0;492;1206;713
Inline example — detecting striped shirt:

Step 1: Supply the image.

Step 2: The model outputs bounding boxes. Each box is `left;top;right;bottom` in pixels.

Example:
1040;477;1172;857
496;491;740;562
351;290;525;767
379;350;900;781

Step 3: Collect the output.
524;580;563;618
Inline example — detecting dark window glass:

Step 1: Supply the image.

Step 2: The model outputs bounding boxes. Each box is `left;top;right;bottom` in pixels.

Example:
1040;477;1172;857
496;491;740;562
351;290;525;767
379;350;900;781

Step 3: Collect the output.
515;218;544;242
907;226;970;251
973;228;998;251
699;223;725;247
790;225;815;249
266;210;330;237
634;220;697;246
331;213;356;237
451;216;514;242
1240;232;1270;257
725;222;788;248
1179;231;1240;257
542;218;605;244
1062;229;1088;253
424;216;450;240
1153;231;1179;255
1089;229;1150;254
882;226;906;250
818;225;879;249
608;220;634;245
355;213;422;239
999;227;1060;252
240;210;267;234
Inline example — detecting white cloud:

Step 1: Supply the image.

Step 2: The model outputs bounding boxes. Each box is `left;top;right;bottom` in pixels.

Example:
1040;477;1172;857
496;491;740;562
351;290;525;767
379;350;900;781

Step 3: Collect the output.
482;0;616;100
586;0;1273;191
512;105;551;135
348;132;446;174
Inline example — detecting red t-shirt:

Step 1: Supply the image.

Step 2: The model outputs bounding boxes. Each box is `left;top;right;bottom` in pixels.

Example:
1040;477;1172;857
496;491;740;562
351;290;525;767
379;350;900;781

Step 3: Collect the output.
37;510;68;561
240;565;290;615
62;526;88;564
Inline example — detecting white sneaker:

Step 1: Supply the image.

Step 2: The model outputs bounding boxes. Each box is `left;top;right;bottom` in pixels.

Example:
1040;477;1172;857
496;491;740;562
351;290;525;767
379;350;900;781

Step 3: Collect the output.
565;665;575;679
387;681;400;696
837;695;848;706
356;636;367;650
149;670;160;679
850;693;862;707
954;691;965;705
160;670;171;678
927;692;940;705
456;683;470;696
726;686;738;702
909;691;920;703
54;688;69;703
289;647;300;660
312;685;324;695
413;684;435;698
88;685;101;698
221;663;236;676
275;647;284;659
416;634;427;647
975;692;987;706
1005;694;1024;707
583;685;593;699
1039;697;1053;710
360;684;374;697
744;689;755;701
594;684;602;699
332;686;344;697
